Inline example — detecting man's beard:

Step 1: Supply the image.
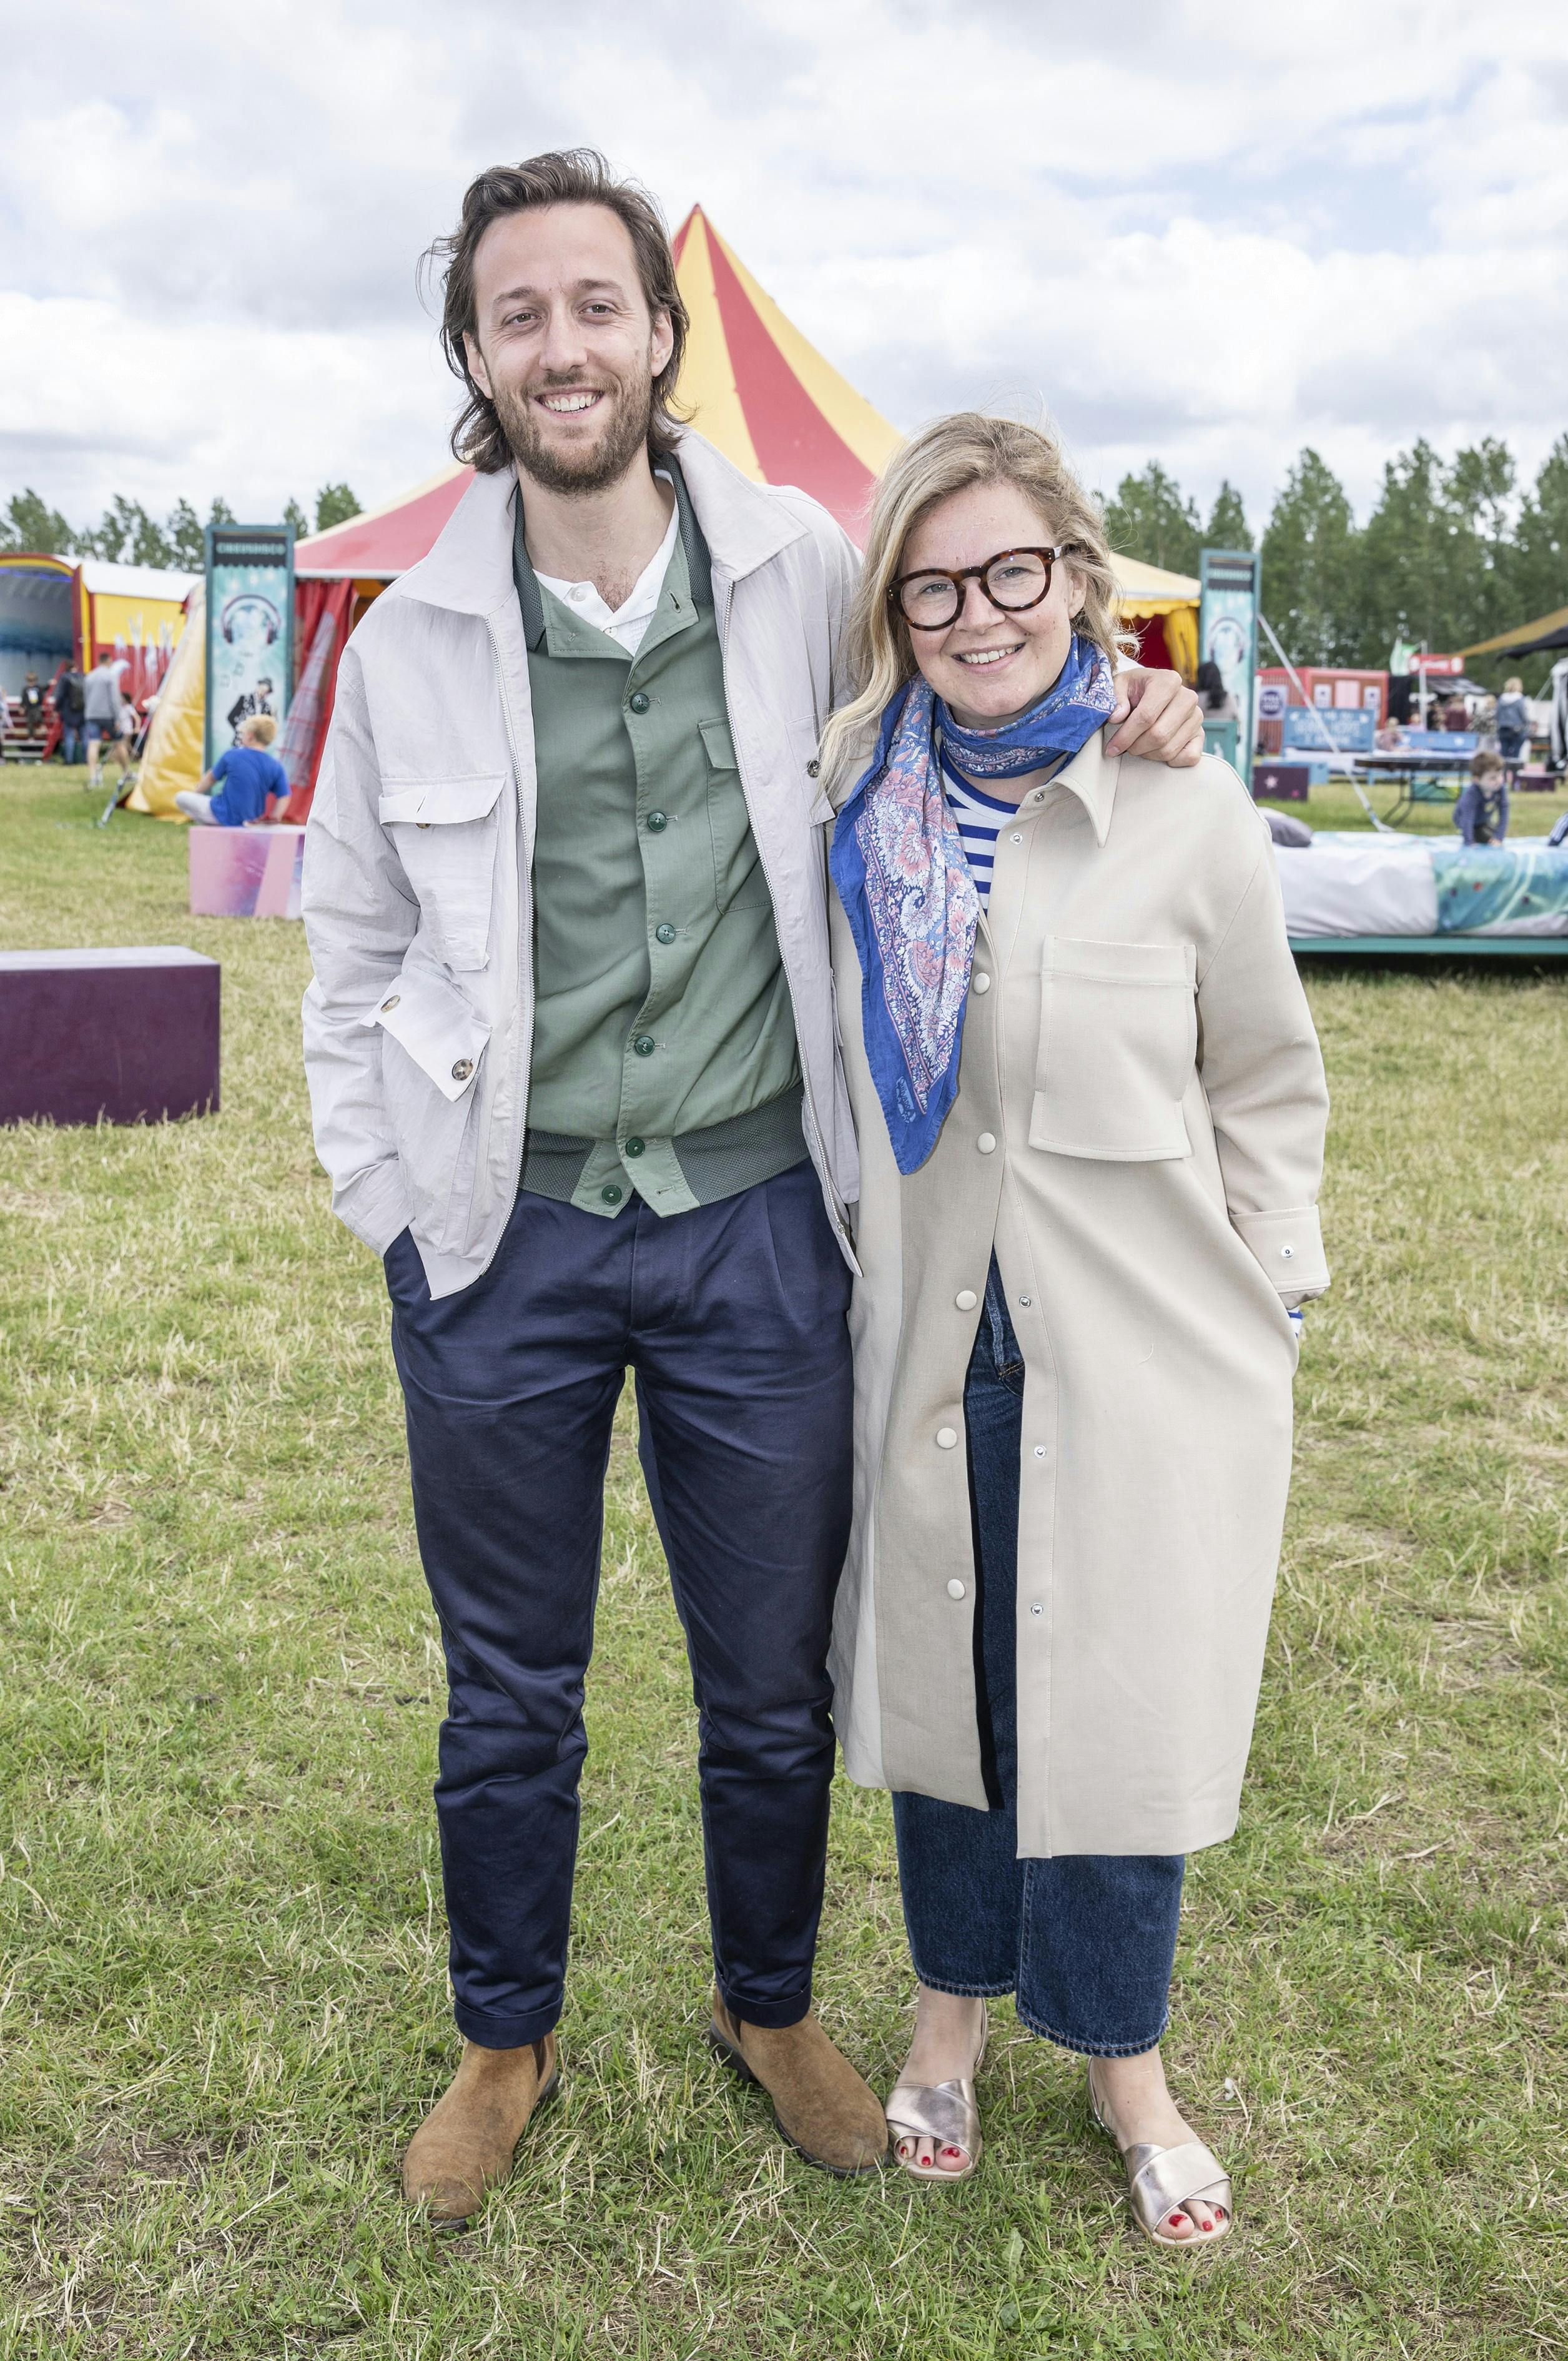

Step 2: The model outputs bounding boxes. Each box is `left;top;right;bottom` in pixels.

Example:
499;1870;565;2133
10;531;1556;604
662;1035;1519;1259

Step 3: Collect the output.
493;369;655;495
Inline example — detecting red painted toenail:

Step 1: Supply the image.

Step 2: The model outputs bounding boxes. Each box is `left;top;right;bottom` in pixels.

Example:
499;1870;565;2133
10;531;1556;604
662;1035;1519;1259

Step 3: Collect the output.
1169;2212;1186;2227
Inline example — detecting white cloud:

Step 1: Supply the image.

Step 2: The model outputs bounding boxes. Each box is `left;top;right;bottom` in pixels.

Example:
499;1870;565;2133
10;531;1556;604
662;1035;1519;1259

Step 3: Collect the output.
0;0;1564;534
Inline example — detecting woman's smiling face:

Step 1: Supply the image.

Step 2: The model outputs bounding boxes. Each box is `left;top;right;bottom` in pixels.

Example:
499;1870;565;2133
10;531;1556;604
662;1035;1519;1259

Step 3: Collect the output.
899;478;1087;730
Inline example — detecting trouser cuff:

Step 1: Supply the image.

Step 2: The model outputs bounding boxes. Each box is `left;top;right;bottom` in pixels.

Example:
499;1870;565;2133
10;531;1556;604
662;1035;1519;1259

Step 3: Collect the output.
718;1981;813;2032
453;1999;560;2050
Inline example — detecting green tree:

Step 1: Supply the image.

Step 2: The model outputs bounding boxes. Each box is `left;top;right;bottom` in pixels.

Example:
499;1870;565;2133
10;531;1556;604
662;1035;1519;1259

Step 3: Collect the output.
166;498;205;569
1203;480;1252;551
208;497;236;526
1101;462;1201;575
315;482;362;532
1260;448;1359;666
0;488;76;554
82;495;174;567
283;498;309;539
1499;435;1568;690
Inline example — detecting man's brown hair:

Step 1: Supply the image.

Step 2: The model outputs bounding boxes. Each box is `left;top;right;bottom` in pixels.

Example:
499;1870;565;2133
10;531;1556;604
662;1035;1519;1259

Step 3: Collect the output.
423;149;689;475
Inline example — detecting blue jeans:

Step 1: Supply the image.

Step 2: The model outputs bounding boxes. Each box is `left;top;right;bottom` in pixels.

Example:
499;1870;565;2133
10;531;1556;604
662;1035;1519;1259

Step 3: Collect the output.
385;1162;852;2047
892;1260;1184;2056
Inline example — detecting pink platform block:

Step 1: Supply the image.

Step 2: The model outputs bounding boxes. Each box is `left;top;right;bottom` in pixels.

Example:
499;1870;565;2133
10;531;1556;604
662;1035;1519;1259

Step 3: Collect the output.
189;824;307;919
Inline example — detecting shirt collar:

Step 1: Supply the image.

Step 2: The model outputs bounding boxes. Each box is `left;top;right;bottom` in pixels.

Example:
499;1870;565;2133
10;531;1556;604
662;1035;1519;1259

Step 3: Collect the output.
512;454;712;654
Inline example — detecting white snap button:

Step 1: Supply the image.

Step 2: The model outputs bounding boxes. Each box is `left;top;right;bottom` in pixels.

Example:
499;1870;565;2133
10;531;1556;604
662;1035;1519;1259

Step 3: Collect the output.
1009;831;1023;844
946;1578;967;1600
955;1289;978;1311
1280;1244;1295;1259
972;972;992;994
1019;1295;1032;1307
977;1132;997;1154
935;1427;958;1450
1030;1601;1043;1617
1033;1445;1046;1458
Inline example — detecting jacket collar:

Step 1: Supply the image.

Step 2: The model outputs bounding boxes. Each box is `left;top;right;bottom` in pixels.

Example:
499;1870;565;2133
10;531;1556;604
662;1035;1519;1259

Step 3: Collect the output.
393;428;804;624
1019;725;1121;846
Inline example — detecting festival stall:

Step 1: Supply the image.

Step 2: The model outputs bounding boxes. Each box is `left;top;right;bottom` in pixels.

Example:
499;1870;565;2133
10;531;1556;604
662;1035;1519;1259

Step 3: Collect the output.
0;553;195;746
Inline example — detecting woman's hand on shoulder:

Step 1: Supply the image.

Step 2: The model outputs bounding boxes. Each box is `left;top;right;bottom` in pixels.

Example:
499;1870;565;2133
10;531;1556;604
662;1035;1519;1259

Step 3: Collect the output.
1106;669;1206;768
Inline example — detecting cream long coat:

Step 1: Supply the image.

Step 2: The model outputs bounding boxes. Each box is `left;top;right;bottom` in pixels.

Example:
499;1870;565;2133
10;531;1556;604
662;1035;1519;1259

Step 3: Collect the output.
826;730;1330;1859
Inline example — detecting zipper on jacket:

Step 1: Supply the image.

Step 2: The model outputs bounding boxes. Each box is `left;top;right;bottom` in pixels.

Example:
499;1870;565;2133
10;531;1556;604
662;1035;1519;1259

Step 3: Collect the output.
713;565;853;1244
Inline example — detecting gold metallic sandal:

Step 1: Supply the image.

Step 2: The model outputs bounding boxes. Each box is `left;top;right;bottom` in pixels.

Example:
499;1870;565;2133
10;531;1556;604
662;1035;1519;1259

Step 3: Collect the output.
1087;2060;1233;2248
885;2003;987;2183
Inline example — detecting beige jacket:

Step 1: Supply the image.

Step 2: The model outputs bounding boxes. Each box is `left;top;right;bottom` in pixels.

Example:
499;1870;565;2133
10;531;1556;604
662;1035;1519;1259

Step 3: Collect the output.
827;730;1330;1858
300;432;861;1298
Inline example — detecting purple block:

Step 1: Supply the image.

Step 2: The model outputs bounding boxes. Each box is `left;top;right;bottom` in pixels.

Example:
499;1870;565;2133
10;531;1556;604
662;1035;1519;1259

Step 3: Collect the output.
0;947;220;1127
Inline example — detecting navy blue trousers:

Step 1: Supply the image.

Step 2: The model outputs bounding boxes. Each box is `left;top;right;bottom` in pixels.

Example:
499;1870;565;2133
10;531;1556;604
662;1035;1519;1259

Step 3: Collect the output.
894;1261;1185;2056
385;1162;852;2047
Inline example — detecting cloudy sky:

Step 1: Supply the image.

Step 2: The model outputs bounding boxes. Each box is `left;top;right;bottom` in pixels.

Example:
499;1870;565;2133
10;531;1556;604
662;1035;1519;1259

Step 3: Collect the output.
2;0;1564;537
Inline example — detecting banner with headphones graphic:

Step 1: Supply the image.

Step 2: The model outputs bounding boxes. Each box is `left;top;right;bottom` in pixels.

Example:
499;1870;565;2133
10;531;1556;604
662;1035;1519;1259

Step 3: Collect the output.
204;523;293;769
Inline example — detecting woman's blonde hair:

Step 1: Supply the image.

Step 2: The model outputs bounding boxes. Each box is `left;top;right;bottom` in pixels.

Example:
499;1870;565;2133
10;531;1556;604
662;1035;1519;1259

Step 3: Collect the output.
822;412;1131;782
244;713;278;746
1504;675;1523;693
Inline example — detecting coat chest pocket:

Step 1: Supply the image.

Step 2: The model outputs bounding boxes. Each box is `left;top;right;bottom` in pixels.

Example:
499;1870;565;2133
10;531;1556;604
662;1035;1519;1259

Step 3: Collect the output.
701;715;771;914
1030;936;1196;1161
378;775;505;969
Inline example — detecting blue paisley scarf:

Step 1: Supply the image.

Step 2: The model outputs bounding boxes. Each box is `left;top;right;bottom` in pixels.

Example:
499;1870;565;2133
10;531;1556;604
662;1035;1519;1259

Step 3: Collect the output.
830;636;1115;1174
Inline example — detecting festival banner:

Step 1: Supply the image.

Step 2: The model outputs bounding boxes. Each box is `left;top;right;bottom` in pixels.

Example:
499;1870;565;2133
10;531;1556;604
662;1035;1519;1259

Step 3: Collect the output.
1198;550;1260;785
204;523;294;770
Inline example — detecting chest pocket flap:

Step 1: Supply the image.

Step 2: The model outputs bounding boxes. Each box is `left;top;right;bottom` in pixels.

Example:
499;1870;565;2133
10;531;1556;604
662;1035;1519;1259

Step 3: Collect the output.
378;775;505;827
377;775;506;968
1031;935;1196;1162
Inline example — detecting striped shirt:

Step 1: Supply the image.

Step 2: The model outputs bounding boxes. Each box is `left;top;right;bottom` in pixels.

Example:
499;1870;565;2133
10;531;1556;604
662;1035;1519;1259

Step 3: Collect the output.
942;763;1020;909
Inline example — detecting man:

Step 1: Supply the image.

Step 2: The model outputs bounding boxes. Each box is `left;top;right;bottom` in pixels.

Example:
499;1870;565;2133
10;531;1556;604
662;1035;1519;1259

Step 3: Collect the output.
52;664;86;765
82;651;129;789
302;149;1203;2226
227;676;275;739
175;711;288;824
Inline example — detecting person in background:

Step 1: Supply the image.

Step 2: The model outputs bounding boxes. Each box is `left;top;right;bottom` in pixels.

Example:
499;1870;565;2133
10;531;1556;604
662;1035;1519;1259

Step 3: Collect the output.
1495;676;1530;784
54;664;86;765
175;712;288;824
1454;748;1508;846
19;670;46;739
1195;658;1236;721
1442;692;1469;732
82;653;130;791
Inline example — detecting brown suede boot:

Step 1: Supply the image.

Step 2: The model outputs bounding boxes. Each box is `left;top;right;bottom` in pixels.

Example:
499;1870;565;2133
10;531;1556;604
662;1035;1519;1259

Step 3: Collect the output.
401;2032;560;2226
709;1992;886;2175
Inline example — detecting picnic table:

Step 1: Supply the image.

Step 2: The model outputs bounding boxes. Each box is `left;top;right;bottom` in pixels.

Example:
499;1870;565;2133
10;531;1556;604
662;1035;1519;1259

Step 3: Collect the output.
1351;748;1474;827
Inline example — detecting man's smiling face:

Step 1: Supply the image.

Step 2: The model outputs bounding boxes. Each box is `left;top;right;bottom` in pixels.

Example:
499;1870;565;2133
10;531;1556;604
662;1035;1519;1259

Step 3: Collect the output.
463;202;674;495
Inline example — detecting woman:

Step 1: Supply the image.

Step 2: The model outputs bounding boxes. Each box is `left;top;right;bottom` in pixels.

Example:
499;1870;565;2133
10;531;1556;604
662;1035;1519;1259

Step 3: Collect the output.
1494;676;1530;783
822;417;1329;2247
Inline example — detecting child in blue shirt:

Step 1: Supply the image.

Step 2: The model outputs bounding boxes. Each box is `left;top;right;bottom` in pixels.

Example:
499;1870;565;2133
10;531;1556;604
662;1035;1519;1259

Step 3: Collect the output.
175;714;290;826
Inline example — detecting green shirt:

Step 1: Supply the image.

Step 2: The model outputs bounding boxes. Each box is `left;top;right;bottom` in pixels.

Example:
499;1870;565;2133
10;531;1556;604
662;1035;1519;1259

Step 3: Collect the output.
515;467;803;1218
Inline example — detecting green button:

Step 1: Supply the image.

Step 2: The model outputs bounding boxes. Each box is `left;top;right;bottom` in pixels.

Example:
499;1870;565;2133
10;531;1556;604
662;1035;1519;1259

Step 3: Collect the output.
654;923;676;945
628;691;651;715
601;1184;623;1205
646;809;668;832
624;1137;646;1157
633;1034;656;1057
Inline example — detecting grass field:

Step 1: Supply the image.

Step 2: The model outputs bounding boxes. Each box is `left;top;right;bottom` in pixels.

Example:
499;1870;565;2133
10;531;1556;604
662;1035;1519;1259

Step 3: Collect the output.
1;764;1565;2359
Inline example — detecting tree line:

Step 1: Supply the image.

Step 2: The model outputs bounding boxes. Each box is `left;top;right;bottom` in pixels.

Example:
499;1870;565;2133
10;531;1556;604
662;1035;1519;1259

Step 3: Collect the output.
0;483;364;570
1102;435;1568;688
